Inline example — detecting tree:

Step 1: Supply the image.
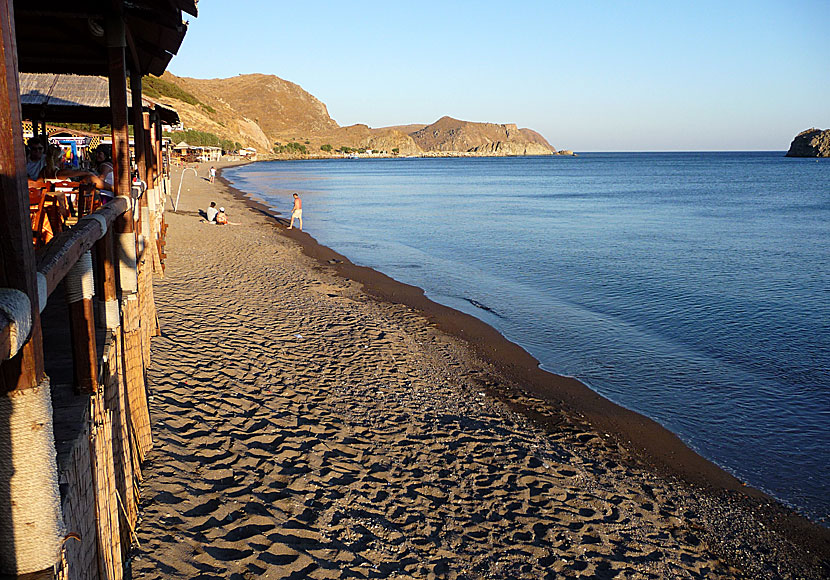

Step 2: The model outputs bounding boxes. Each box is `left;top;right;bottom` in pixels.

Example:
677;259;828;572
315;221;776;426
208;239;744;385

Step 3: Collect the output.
392;148;400;155
320;144;332;152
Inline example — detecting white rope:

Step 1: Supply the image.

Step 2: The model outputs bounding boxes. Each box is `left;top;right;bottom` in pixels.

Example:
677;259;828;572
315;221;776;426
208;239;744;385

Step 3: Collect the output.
117;232;138;293
65;251;95;304
147;186;157;211
80;213;107;238
100;299;120;330
131;185;142;222
37;272;48;313
0;289;32;359
0;379;65;574
141;206;151;240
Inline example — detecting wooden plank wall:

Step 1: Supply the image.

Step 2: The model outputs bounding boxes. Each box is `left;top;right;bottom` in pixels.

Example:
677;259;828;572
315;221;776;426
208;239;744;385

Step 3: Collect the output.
56;197;167;579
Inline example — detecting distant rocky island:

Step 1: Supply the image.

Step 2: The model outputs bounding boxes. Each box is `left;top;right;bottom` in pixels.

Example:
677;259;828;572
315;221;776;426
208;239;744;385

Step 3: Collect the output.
786;128;830;157
148;72;568;158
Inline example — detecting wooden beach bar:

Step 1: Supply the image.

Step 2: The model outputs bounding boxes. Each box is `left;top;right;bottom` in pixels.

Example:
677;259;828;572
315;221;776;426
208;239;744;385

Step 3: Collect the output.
0;1;195;578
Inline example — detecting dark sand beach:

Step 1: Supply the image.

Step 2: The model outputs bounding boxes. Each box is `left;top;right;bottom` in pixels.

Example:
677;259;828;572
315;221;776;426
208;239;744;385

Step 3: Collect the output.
128;161;829;579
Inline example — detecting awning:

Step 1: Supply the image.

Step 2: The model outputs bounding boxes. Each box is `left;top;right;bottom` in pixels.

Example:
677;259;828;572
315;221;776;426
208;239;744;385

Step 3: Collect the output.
20;73;180;125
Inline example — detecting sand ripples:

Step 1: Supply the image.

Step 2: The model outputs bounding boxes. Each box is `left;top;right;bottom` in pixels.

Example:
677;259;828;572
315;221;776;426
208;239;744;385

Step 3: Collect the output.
128;171;822;579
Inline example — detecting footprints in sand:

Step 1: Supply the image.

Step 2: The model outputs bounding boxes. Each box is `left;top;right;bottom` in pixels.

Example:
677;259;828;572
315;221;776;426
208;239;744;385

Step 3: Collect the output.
130;210;739;579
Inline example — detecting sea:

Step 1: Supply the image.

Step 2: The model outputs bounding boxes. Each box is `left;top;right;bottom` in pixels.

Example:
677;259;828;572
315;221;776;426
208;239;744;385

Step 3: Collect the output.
223;152;830;525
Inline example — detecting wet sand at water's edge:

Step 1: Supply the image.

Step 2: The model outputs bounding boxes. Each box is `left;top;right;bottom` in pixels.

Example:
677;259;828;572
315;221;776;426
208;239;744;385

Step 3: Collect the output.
129;161;829;579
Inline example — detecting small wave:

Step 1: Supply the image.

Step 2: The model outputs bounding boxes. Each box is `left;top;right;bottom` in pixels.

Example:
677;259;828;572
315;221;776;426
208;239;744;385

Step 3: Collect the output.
466;298;503;318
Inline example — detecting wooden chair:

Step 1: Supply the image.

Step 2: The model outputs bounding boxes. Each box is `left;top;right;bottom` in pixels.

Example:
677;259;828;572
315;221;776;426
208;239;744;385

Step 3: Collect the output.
49;180;81;218
43;197;65;241
29;187;48;247
75;183;101;218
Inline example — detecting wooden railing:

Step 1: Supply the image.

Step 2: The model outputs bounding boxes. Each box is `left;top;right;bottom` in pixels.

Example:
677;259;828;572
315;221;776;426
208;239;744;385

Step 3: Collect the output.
37;197;127;298
0;197;127;361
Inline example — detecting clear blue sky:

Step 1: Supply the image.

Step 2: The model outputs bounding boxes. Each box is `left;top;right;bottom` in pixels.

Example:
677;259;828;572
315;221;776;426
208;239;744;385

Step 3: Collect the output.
169;1;829;151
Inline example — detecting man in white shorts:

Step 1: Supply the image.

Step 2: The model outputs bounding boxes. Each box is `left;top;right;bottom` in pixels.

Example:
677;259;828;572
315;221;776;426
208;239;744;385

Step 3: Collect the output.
288;192;302;230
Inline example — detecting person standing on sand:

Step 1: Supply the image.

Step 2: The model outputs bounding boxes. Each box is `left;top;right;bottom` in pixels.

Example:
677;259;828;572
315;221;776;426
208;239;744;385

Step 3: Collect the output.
209;166;216;184
288;192;302;230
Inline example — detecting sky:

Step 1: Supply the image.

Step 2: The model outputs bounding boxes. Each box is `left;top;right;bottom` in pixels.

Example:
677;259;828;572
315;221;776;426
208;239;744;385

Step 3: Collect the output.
168;1;830;151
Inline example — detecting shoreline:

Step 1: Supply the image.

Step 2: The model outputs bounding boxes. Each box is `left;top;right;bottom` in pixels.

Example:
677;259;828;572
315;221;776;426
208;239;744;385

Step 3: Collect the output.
215;163;750;495
217;161;830;542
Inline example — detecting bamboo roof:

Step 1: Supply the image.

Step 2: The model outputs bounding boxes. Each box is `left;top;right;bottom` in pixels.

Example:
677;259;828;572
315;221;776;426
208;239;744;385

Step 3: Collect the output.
20;73;180;124
13;0;198;76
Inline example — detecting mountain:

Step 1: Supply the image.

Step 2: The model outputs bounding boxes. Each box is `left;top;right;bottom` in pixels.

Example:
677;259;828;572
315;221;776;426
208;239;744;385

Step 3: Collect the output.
786;128;830;157
151;73;562;156
168;73;338;138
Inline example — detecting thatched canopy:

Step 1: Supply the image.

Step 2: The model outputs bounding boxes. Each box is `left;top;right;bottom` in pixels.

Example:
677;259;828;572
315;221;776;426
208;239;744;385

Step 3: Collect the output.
14;0;198;76
20;72;180;125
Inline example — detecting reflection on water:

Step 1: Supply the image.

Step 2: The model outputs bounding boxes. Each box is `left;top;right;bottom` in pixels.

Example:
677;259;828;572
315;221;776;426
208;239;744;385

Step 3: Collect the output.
225;153;830;524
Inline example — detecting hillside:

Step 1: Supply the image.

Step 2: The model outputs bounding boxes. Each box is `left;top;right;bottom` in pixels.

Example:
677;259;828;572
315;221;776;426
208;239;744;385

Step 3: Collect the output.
149;72;562;156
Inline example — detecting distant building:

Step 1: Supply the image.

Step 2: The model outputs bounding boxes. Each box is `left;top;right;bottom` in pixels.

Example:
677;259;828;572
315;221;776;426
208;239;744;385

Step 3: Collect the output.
238;147;258;160
171;141;222;163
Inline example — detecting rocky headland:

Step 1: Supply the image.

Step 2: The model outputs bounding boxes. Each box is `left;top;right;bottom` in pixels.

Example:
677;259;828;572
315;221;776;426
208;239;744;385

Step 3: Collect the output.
786;128;830;157
409;116;556;156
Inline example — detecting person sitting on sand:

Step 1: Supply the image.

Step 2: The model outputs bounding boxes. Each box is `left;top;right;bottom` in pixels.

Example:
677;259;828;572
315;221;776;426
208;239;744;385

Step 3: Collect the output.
206;201;218;223
214;207;239;225
288;192;302;230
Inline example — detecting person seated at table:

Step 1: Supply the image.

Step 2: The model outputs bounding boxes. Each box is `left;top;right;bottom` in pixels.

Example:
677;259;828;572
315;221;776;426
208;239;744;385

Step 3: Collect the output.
44;144;97;181
26;137;47;180
82;146;115;203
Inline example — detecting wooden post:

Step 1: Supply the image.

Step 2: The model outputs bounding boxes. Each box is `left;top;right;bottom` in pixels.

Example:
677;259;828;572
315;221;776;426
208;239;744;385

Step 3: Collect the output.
65;252;97;393
130;70;147;184
143;112;154;190
107;7;153;471
67;301;97;393
0;3;43;392
95;230;118;330
0;1;61;577
152;113;162;187
108;22;131;232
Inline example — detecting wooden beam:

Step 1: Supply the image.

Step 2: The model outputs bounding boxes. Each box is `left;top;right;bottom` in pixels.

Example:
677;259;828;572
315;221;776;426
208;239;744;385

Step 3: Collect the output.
96;229;117;303
128;63;147;186
144;111;155;188
0;0;44;392
153;112;162;184
67;294;97;393
108;17;134;241
0;4;58;578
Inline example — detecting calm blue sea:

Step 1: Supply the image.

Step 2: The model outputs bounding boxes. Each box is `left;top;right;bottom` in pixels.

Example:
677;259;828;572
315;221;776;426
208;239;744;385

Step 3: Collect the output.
224;152;830;524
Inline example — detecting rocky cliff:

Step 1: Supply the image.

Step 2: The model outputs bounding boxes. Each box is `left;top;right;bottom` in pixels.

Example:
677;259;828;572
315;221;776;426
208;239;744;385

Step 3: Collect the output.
410;116;556;155
786;128;830;157
168;73;338;138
